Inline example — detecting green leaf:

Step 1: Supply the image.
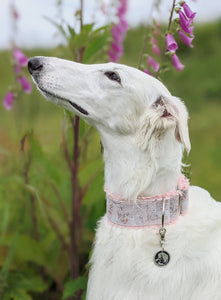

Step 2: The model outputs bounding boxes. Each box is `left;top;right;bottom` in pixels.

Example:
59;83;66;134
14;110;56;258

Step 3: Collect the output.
92;25;110;35
2;289;32;300
79;119;91;138
82;24;94;34
75;24;95;49
0;202;10;245
83;34;108;63
14;235;45;265
67;25;76;38
1;232;19;278
27;133;61;183
2;272;48;299
62;276;88;299
24;184;48;223
15;274;48;293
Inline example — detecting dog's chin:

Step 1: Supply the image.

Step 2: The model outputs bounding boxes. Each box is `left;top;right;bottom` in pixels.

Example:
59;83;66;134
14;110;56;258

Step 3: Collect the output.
36;85;89;116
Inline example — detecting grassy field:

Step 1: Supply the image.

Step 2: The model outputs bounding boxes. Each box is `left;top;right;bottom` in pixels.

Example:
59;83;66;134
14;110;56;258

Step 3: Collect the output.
0;20;220;299
0;22;220;200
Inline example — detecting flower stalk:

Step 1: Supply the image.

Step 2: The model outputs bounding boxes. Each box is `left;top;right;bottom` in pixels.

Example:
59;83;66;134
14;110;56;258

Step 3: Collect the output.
2;5;32;110
139;0;196;77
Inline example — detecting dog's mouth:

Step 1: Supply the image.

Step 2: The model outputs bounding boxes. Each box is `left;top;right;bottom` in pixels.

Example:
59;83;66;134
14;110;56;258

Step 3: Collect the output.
38;86;89;116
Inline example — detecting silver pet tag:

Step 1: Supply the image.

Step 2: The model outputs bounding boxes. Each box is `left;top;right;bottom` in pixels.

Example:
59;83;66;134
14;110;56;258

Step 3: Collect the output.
154;200;170;267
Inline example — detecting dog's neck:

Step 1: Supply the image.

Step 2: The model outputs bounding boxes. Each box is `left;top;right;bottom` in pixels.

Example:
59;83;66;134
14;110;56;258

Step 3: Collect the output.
100;129;183;200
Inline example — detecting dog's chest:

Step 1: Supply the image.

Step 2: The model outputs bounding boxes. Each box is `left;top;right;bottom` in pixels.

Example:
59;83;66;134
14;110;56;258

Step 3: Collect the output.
88;218;220;300
87;187;221;300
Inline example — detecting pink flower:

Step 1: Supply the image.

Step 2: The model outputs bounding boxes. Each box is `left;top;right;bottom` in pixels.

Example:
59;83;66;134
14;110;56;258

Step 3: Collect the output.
108;50;119;62
152;44;161;55
150;37;160;55
178;30;194;48
13;48;28;67
172;54;184;72
179;10;194;35
3;92;14;110
112;25;123;43
143;68;151;76
183;3;196;21
12;9;19;20
17;76;32;94
108;0;129;62
117;0;128;17
166;33;178;52
111;42;123;55
147;56;160;72
150;37;158;45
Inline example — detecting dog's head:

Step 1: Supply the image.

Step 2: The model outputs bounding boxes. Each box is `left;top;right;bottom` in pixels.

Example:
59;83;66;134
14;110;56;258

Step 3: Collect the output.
28;56;190;153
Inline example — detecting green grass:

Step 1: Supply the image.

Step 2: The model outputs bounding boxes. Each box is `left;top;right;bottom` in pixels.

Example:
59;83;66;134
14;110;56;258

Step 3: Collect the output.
0;20;220;299
0;22;221;201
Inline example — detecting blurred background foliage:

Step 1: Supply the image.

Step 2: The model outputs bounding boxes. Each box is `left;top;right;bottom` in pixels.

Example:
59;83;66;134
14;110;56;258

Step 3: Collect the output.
0;20;220;299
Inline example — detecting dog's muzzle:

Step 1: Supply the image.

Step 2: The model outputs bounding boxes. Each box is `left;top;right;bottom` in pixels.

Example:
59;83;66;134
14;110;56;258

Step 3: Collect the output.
28;57;89;116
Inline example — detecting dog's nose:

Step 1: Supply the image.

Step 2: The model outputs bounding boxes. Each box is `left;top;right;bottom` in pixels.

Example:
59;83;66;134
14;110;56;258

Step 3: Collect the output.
28;57;43;74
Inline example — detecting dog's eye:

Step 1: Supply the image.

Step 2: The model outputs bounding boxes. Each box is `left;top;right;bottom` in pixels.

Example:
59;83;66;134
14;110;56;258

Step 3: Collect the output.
104;71;121;84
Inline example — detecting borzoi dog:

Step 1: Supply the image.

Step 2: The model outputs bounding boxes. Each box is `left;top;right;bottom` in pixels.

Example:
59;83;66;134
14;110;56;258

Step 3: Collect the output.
28;57;221;300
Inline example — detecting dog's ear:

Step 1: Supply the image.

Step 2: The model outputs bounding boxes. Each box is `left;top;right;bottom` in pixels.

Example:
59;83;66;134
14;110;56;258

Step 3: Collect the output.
170;96;191;154
138;95;191;153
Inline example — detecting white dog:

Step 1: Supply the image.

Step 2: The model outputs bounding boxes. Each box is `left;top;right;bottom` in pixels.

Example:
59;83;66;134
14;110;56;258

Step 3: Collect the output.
28;57;221;300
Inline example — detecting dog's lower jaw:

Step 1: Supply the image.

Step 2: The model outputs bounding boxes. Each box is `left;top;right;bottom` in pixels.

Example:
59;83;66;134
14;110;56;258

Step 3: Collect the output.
100;127;183;200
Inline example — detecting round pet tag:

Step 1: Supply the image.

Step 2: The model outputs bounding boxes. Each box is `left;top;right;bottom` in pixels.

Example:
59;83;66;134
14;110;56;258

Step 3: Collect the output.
154;250;170;266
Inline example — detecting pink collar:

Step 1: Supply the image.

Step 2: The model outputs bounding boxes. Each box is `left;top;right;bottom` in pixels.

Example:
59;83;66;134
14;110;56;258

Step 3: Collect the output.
106;175;189;228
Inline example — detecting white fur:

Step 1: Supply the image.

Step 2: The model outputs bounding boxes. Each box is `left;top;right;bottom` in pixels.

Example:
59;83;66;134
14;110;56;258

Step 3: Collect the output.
29;57;221;300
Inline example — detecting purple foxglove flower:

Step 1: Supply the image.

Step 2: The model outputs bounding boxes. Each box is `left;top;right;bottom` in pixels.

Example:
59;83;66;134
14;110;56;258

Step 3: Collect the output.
111;42;123;56
179;10;194;35
112;26;123;43
147;56;160;72
17;76;32;94
166;33;178;53
119;19;129;33
152;44;161;55
117;0;128;17
108;50;120;62
150;37;158;45
3;92;14;110
143;68;151;75
172;54;184;71
108;0;129;62
183;3;196;20
178;30;194;48
13;48;28;67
